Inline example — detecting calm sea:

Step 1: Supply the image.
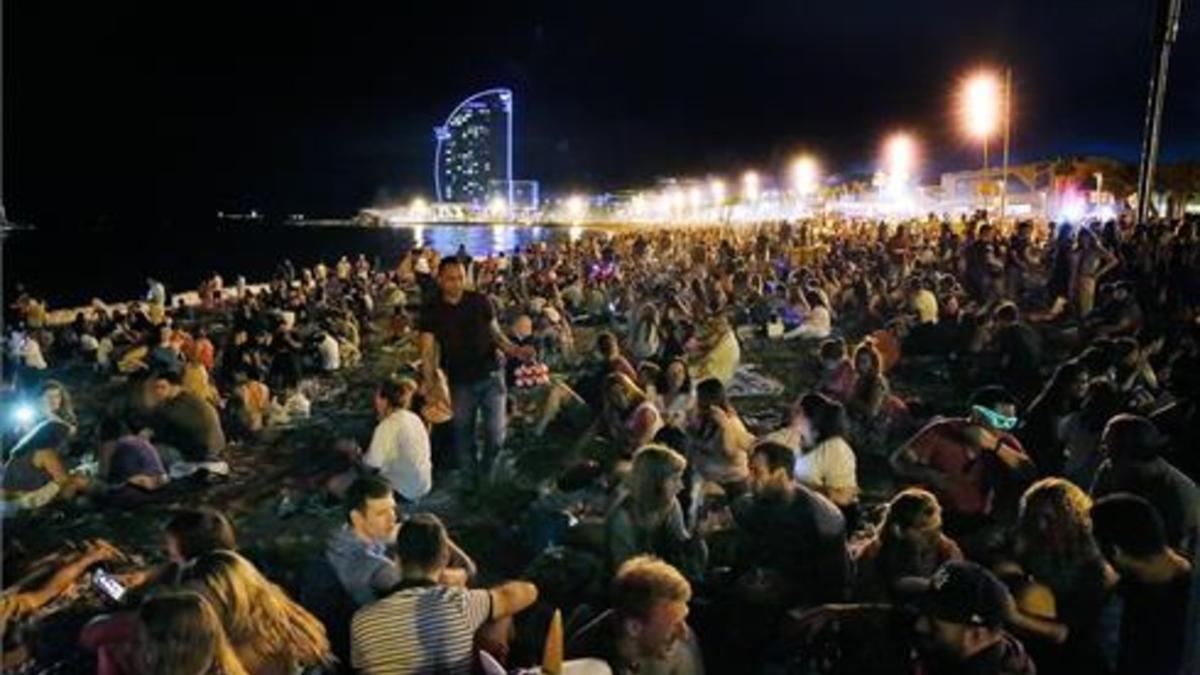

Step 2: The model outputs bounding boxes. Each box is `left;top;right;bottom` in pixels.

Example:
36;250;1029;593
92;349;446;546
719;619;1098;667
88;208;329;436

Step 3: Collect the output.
2;223;581;308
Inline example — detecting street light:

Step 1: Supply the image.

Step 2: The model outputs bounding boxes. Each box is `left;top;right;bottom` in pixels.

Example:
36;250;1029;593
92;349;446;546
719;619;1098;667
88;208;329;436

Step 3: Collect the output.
565;195;587;222
487;195;508;219
960;70;1004;211
709;179;726;204
742;171;761;203
883;133;917;193
791;155;820;197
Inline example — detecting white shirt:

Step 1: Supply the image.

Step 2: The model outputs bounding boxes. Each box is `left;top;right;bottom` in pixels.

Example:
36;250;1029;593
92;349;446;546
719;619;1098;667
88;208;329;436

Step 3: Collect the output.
363;409;432;502
318;334;341;371
792;435;857;491
786;306;832;340
23;338;48;370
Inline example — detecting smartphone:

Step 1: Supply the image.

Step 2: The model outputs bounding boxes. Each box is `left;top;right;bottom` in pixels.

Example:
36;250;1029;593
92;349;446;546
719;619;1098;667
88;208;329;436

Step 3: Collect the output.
92;568;127;602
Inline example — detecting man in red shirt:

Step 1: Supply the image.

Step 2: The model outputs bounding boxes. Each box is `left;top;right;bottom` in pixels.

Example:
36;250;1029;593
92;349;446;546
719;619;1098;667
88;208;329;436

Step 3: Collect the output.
890;387;1036;541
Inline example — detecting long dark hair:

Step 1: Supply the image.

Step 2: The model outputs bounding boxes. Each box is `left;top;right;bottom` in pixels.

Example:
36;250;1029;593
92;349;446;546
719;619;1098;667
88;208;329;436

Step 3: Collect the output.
799;392;849;448
656;358;692;396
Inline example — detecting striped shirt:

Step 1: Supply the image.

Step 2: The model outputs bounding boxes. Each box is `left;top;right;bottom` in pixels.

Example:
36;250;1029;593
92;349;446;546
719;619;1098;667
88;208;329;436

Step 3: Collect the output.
351;584;492;674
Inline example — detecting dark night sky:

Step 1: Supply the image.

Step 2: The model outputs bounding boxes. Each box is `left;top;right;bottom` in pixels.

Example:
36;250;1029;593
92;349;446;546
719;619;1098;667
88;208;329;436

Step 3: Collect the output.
4;1;1199;227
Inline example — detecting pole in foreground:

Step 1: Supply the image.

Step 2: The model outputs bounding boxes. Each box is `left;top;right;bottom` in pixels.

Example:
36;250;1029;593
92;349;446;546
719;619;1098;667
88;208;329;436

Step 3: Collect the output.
1136;0;1184;223
1000;68;1012;221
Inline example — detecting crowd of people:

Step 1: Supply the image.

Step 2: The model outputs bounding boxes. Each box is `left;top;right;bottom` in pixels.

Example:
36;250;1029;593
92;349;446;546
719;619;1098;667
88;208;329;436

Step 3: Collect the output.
2;212;1199;674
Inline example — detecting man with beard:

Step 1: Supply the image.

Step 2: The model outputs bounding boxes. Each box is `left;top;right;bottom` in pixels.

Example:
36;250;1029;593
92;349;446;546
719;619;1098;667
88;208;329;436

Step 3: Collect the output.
567;555;704;674
789;561;1035;675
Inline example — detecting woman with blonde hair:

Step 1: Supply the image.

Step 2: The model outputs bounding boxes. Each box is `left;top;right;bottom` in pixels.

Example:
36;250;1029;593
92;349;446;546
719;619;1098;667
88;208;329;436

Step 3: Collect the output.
182;550;333;675
606;444;705;576
137;591;249;675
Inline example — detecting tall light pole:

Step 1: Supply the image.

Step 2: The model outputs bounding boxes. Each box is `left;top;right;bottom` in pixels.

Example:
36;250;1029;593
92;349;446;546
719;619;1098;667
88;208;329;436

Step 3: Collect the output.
883;133;917;196
1136;0;1184;223
962;71;1001;212
791;155;820;216
1000;68;1012;221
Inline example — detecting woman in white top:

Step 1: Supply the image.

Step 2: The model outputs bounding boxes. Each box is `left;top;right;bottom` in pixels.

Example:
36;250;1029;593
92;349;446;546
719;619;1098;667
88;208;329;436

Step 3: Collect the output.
784;289;833;340
765;392;858;508
655;358;696;429
629;304;662;362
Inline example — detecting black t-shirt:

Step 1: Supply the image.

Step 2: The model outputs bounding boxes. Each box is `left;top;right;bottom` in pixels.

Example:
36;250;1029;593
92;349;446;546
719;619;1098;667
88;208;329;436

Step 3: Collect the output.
731;487;849;604
1117;570;1191;675
419;291;500;384
996;322;1042;377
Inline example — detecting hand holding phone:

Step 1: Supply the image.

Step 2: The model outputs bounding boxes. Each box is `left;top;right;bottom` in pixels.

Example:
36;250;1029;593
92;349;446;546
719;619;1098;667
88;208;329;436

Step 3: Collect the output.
92;568;127;602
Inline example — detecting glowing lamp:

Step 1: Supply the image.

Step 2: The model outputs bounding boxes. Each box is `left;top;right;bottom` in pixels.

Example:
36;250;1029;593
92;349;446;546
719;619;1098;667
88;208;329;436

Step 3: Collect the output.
742;171;761;202
962;72;1001;139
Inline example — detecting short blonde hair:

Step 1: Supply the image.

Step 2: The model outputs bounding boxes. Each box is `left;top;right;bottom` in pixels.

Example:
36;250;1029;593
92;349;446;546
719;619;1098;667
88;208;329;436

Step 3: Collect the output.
612;555;692;620
628;444;687;520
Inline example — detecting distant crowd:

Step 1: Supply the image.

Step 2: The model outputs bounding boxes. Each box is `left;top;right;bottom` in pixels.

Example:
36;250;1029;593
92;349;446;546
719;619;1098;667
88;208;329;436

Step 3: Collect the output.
3;212;1199;674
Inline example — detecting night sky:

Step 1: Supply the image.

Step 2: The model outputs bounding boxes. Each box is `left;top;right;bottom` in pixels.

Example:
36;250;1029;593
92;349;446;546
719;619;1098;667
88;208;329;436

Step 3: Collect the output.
5;1;1199;227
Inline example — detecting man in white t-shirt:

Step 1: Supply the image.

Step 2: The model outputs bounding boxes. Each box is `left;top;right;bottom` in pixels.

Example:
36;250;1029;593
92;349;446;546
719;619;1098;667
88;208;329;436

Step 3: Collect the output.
363;378;432;503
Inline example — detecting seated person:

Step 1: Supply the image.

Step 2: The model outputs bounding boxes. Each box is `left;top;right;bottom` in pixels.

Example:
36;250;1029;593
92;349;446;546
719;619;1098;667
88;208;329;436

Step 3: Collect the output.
1000;478;1116;673
654;358;696;430
763;392;859;510
80;508;238;671
815;338;855;403
1;418;88;509
846;340;910;449
96;420;169;493
3;540;123;668
326;476;475;606
690;315;740;386
1086;281;1144;338
852;488;964;602
145;369;229;478
789;561;1035;675
688;378;754;499
148;325;185;374
351;514;538;674
505;314;588;437
133;592;248;675
229;366;271;435
890;386;1035;540
990;303;1043;403
363;378;432;504
601;373;664;458
1090;414;1200;556
1091;493;1194;675
783;289;833;341
606;445;706;578
726;441;848;617
183;550;334;675
181;346;221;408
567;555;704;675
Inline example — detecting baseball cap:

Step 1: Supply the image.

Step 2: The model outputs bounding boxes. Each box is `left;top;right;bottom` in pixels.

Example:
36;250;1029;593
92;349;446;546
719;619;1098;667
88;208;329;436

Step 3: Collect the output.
897;561;1011;628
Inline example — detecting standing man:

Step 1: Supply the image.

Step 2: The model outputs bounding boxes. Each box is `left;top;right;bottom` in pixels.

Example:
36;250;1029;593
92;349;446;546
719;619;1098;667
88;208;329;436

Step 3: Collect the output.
419;258;533;486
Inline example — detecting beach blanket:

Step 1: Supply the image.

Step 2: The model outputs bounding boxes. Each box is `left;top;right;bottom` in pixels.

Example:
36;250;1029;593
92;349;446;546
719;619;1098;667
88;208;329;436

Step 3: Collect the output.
726;364;785;399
